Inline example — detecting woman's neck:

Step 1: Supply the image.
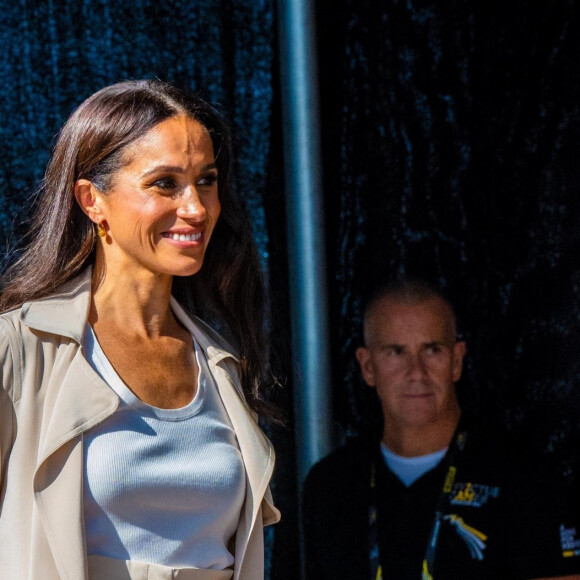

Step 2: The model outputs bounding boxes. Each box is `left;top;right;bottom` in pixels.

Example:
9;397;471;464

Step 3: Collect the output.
89;256;176;338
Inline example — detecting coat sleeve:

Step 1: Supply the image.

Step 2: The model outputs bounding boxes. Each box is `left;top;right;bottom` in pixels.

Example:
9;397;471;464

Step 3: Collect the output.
0;317;18;492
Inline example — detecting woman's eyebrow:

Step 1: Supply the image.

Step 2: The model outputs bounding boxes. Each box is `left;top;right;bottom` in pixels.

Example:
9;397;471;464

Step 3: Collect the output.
141;162;218;177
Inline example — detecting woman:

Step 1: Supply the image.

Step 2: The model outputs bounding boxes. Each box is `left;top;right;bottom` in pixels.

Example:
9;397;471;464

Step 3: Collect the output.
0;79;280;580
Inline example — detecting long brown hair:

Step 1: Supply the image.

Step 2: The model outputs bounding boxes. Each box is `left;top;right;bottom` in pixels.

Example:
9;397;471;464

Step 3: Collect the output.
0;79;272;416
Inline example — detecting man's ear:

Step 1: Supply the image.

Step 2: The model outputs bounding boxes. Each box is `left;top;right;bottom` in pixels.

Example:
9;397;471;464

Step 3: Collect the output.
74;179;104;224
355;346;376;387
452;341;467;382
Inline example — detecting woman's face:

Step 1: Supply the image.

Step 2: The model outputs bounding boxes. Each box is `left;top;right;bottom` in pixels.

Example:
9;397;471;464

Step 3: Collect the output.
92;115;221;280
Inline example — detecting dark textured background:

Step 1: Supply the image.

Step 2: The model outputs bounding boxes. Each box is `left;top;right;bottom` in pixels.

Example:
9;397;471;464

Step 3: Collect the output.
1;1;580;578
0;0;276;265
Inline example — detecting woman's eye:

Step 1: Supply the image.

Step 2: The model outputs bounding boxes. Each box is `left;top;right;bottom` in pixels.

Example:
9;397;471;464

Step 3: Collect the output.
152;177;177;190
197;173;218;187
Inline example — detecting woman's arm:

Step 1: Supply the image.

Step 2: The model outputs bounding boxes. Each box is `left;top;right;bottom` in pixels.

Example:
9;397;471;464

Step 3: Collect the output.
0;318;17;490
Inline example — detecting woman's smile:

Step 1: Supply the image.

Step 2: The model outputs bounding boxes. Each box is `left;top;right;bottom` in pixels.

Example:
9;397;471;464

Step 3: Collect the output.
161;229;203;244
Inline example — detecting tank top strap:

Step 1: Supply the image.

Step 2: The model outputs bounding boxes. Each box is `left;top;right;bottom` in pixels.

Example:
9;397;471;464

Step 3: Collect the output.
88;555;233;580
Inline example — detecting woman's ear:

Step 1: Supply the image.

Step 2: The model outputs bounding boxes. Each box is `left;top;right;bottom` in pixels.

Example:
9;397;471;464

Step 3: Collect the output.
74;179;103;224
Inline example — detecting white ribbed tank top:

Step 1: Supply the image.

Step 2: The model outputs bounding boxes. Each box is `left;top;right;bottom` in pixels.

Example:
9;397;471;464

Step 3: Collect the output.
82;323;246;570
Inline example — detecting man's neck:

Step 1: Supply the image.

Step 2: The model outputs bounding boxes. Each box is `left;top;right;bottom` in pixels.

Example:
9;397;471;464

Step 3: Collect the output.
382;410;461;458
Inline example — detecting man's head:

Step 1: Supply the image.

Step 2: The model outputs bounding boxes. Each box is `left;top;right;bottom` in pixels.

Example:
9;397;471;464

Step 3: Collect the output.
356;279;466;443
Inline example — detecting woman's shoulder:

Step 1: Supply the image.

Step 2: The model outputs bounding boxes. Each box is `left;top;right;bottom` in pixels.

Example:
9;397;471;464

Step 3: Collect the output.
1;269;91;345
0;308;26;402
0;306;26;348
169;296;240;360
0;269;92;384
192;315;239;355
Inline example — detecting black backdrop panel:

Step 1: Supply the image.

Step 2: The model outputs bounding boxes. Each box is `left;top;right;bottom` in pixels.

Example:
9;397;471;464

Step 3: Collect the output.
317;1;580;465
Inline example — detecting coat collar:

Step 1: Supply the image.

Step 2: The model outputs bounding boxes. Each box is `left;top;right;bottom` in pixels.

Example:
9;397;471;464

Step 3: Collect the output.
20;267;93;344
170;296;241;366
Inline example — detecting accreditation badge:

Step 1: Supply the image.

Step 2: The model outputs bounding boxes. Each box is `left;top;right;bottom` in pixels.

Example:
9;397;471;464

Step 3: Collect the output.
449;481;500;508
560;524;580;558
443;480;501;561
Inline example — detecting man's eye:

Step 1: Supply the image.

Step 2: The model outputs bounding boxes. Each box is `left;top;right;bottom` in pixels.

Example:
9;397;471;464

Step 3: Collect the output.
197;173;218;187
386;347;403;356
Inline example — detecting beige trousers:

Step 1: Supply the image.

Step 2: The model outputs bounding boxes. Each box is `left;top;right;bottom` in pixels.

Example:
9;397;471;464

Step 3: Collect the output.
88;555;234;580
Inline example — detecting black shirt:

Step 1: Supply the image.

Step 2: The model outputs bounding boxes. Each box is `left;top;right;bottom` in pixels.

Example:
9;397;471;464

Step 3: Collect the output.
303;417;578;579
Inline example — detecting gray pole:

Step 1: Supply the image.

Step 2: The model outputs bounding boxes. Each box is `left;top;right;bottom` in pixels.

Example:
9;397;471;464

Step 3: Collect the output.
276;0;334;488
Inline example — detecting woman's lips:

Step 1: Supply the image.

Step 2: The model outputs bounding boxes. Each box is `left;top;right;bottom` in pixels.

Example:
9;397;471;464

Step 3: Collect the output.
161;231;202;242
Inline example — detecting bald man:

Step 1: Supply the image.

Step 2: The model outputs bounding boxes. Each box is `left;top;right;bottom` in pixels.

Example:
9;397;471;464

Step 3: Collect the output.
303;279;579;580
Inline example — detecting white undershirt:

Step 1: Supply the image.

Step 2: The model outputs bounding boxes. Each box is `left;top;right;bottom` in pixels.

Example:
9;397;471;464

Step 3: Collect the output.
381;444;447;487
82;323;246;570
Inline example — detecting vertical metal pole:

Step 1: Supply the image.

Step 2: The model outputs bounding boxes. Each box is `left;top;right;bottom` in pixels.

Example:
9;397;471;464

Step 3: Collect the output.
277;0;334;485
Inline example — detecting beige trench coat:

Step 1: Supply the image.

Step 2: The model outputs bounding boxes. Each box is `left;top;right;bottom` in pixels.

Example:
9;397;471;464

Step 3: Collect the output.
0;268;280;580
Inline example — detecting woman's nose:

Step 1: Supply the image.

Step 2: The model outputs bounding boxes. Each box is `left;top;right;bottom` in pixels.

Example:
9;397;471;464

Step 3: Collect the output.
176;188;206;220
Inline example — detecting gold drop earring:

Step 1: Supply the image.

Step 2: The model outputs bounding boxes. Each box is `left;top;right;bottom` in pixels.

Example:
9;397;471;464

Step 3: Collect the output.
96;222;106;238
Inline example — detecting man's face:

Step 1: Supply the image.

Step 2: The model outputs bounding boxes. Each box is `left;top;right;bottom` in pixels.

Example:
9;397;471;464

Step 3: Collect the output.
355;297;466;432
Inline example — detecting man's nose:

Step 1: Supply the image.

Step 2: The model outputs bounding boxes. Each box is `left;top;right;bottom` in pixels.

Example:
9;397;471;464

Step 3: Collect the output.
406;353;427;379
176;187;206;220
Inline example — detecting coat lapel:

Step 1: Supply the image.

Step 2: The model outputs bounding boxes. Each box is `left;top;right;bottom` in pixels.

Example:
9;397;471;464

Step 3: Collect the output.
33;352;118;580
20;268;119;580
205;357;278;579
172;300;280;577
